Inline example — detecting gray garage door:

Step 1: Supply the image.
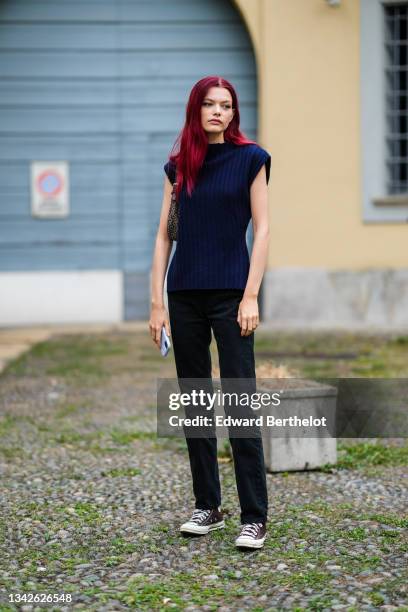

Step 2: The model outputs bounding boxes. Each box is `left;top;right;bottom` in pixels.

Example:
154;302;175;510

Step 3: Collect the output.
0;0;260;319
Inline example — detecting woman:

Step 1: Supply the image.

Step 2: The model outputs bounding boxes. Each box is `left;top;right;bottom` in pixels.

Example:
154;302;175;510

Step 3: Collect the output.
149;76;271;550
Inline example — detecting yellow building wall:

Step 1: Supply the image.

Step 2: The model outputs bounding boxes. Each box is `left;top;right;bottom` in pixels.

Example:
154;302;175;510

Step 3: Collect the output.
235;0;408;268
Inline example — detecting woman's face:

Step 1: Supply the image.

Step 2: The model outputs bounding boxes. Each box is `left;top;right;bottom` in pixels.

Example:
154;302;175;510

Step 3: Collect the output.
201;87;235;140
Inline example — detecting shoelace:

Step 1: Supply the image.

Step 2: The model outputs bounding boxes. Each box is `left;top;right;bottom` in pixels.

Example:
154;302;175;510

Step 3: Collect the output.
190;509;212;524
239;522;264;538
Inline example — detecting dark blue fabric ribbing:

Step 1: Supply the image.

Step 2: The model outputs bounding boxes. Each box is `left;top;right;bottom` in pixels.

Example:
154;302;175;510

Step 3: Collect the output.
164;141;271;291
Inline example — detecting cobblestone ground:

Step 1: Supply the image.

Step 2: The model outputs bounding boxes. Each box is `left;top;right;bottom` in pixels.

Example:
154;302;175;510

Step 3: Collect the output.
0;330;407;611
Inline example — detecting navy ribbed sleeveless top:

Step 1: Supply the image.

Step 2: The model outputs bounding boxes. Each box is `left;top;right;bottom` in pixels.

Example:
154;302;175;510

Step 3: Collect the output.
164;141;271;292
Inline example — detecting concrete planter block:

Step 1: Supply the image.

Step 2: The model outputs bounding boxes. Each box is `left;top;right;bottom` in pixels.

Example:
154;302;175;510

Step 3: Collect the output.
258;380;338;473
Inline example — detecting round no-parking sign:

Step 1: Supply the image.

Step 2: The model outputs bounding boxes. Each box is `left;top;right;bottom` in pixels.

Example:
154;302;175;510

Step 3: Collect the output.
31;161;69;218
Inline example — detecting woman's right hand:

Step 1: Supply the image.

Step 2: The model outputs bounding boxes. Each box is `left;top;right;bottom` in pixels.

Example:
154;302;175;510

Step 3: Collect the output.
149;304;171;350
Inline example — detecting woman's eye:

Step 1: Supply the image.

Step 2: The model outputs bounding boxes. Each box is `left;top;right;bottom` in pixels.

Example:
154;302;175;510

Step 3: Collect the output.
203;102;231;109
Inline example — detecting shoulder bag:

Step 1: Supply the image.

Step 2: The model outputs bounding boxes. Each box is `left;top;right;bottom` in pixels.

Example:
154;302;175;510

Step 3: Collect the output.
167;164;179;242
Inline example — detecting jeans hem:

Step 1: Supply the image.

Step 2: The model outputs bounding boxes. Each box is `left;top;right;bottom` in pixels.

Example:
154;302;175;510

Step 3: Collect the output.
241;516;268;525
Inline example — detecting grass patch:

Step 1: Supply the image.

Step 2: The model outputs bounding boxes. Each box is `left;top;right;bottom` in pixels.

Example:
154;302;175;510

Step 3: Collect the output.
153;436;187;453
217;439;232;460
342;527;368;541
254;330;408;378
109;429;156;445
360;513;408;528
70;502;103;523
120;567;337;611
336;440;408;469
277;568;332;589
101;467;141;477
109;536;139;555
120;572;254;611
305;593;341;611
54;429;105;445
0;445;26;458
370;592;386;605
0;413;38;435
55;403;83;418
50;502;103;525
2;334;129;380
387;335;408;346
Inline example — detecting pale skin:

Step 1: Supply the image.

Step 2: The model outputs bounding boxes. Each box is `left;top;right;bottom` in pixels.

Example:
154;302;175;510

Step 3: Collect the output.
149;86;270;349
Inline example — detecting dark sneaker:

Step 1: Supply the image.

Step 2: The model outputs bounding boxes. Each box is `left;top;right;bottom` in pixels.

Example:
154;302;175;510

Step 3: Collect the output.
235;522;266;548
180;507;225;535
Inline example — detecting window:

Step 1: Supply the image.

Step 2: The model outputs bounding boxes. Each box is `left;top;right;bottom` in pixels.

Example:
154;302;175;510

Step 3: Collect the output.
384;3;408;195
361;0;408;221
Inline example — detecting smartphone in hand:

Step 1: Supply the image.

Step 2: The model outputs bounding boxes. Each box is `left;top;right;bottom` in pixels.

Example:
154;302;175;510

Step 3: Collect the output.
160;326;171;357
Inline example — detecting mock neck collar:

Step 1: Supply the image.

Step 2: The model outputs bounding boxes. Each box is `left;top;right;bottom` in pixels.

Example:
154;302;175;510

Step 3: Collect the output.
205;141;235;158
207;141;232;146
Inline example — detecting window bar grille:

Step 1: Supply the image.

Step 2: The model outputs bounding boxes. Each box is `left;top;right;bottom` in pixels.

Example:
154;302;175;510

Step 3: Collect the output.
384;3;408;195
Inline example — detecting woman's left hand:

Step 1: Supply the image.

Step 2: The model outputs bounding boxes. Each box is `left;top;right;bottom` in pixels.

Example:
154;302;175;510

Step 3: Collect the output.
237;295;259;336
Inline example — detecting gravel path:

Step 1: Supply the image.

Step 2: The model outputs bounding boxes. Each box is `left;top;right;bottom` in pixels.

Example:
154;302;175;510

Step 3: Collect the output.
0;331;407;611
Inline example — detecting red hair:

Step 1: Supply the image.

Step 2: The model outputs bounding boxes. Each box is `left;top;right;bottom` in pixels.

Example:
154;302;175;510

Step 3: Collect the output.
166;76;257;199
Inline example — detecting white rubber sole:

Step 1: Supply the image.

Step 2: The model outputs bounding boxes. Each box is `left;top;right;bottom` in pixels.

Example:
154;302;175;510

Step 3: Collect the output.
235;536;266;549
180;520;225;535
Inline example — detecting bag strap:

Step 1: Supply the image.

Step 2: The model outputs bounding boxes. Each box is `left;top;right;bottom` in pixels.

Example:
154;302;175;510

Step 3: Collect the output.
172;162;178;201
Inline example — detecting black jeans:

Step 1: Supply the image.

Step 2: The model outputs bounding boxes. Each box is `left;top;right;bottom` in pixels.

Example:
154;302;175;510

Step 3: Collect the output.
167;288;268;524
